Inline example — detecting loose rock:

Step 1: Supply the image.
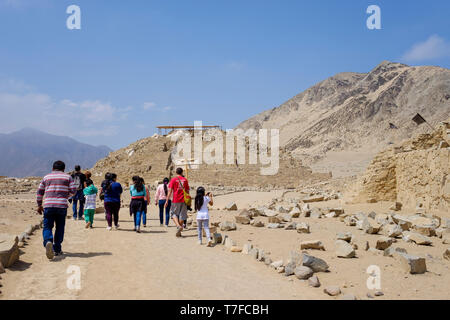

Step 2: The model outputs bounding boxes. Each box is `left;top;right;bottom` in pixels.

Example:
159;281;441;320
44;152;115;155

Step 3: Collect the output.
308;275;321;288
335;240;356;258
398;253;427;274
294;266;314;280
376;237;394;250
302;253;329;272
324;286;341;296
300;240;325;251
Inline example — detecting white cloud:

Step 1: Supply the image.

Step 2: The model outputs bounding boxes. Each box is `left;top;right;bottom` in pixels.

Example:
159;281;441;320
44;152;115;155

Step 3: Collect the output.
402;35;450;62
143;102;156;110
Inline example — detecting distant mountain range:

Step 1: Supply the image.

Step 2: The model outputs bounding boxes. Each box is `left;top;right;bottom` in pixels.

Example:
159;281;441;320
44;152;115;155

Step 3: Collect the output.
0;128;112;177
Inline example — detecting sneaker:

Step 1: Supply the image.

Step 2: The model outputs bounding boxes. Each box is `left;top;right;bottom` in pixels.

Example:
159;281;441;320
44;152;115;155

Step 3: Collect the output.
114;225;119;230
85;222;91;229
160;224;163;227
176;227;182;237
207;239;213;247
54;251;64;257
45;242;54;260
143;225;146;228
164;224;169;228
197;240;202;245
106;226;112;231
136;227;141;233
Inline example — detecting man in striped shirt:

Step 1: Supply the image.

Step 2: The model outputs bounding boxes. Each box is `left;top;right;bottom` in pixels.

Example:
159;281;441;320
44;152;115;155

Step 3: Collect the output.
37;160;77;260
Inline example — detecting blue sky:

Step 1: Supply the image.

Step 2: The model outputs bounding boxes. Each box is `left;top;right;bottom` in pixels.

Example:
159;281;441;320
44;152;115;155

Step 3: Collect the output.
0;0;449;149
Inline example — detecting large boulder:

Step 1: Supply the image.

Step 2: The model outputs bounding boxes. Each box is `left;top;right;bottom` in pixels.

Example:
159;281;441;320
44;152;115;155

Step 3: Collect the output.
302;253;329;272
335;240;356;258
0;234;20;268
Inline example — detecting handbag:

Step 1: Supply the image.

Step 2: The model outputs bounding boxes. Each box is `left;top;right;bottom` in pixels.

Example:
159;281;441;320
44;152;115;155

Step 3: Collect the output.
177;177;192;207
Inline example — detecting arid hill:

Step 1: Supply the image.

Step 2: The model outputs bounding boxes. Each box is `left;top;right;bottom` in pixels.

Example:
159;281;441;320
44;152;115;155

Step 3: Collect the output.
90;131;330;189
237;61;450;176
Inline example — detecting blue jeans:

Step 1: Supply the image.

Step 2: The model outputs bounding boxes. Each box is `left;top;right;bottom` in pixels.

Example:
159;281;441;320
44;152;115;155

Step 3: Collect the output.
159;200;171;225
135;211;145;227
72;190;85;219
42;207;67;253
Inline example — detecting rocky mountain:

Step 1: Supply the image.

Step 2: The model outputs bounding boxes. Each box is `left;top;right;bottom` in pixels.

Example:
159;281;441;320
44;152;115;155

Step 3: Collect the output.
237;61;450;176
0;128;112;177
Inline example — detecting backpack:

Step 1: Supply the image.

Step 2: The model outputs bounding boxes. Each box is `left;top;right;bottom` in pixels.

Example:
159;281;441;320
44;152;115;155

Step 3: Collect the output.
73;174;82;190
177;177;192;207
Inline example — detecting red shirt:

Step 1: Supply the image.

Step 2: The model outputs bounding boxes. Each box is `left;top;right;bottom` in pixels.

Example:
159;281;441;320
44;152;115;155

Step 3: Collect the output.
168;176;189;203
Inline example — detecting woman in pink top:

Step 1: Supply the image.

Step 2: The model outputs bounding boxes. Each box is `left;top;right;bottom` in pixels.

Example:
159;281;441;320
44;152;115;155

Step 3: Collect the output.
155;177;171;227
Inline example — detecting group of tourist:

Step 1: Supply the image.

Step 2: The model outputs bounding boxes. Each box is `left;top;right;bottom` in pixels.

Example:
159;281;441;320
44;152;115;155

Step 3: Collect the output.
36;161;213;260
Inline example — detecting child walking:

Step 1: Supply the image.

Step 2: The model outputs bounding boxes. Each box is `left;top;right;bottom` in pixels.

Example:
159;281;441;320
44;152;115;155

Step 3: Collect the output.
83;179;98;229
194;187;213;246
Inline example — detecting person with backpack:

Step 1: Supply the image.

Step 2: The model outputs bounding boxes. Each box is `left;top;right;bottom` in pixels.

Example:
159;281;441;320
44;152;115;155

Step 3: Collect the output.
130;176;147;233
165;168;190;237
37;160;77;259
140;177;150;228
155;177;171;227
194;187;214;246
83;179;98;229
101;172;123;231
71;165;87;220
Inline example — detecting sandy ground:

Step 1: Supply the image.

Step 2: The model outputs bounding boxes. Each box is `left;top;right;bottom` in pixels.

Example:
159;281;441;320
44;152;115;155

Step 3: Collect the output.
1;190;449;300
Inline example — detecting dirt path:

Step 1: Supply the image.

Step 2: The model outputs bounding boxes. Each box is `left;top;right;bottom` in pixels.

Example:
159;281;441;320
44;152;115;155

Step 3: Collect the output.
1;206;325;300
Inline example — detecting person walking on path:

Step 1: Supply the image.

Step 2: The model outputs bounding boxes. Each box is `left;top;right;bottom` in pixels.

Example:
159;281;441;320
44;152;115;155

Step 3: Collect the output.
130;176;147;233
140;177;150;228
155;177;171;227
165;168;190;237
71;165;86;220
36;160;76;260
83;179;98;229
194;187;213;246
101;173;123;231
